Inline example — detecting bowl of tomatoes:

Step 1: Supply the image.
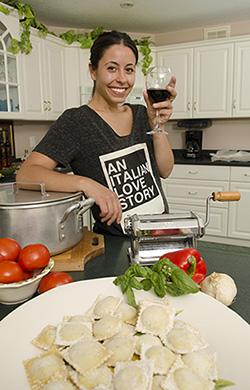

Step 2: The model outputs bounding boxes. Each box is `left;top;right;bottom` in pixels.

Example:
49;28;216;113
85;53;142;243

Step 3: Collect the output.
0;238;54;304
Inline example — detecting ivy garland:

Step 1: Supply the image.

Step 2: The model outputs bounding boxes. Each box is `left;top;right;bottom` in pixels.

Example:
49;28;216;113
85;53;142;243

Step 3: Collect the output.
0;0;153;75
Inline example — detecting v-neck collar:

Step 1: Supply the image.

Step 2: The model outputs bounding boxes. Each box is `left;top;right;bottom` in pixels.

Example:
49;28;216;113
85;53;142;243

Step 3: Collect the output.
85;104;134;139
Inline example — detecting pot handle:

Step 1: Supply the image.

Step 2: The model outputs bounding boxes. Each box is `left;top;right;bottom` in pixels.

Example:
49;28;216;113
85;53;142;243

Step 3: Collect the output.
59;197;95;225
77;197;95;216
58;197;95;241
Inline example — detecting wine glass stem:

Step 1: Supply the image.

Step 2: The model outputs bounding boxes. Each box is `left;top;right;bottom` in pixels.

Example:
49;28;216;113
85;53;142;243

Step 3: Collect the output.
155;109;161;130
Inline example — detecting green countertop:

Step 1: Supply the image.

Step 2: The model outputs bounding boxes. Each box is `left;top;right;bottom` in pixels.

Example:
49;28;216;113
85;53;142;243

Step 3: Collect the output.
0;237;249;324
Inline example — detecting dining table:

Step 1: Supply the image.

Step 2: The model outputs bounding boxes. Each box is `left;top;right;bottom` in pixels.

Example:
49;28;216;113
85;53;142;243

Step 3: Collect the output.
0;235;249;324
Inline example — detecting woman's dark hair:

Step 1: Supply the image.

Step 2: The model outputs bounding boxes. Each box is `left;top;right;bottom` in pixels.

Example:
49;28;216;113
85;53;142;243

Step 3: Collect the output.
90;30;138;70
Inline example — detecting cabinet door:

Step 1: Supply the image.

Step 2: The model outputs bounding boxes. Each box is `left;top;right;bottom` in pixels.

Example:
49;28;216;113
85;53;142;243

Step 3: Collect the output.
157;47;193;119
193;43;233;118
19;34;47;120
169;203;228;237
228;182;250;240
233;40;250;117
44;39;66;119
0;11;22;119
64;46;81;109
163;178;229;208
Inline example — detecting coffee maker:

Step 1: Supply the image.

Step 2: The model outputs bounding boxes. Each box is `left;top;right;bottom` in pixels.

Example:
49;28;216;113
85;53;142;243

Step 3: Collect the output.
177;119;212;159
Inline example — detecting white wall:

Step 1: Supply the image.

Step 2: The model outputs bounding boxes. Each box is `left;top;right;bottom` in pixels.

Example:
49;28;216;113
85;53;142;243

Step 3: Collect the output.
14;121;51;158
167;118;250;150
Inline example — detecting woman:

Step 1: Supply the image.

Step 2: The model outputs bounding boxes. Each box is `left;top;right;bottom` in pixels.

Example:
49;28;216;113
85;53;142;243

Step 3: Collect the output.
17;31;177;236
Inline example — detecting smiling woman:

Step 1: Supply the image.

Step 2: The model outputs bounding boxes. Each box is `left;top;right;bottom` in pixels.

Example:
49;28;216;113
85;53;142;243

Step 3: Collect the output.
16;30;176;237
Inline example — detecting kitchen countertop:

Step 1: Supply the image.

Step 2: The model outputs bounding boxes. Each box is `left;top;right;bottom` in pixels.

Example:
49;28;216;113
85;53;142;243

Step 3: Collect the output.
1;149;250;184
0;236;249;324
173;149;250;167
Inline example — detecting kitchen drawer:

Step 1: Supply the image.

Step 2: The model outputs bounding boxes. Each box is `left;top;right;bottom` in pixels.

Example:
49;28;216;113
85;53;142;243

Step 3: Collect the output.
170;164;230;181
230;166;250;183
168;204;228;237
163;179;229;207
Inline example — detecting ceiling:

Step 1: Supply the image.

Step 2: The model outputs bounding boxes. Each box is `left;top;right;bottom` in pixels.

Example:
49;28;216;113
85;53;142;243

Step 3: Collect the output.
26;0;250;34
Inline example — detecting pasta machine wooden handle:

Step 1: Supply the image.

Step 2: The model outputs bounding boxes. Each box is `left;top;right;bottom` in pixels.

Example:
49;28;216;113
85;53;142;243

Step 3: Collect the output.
212;191;241;201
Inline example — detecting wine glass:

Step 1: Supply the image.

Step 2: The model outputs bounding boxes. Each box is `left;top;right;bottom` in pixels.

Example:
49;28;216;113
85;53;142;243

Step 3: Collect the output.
146;66;172;135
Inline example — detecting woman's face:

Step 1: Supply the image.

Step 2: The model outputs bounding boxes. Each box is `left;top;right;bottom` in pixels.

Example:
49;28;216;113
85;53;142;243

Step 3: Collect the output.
89;44;137;105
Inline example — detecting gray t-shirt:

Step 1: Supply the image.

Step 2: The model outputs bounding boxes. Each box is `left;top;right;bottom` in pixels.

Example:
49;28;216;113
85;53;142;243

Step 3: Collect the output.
35;104;168;235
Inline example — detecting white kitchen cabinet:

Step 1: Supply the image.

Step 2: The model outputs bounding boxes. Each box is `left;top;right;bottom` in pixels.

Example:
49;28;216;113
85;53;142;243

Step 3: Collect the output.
0;8;22;119
163;164;250;247
162;165;230;238
157;42;233;119
157;47;193;119
193;43;233;118
228;167;250;240
20;32;66;120
233;40;250;117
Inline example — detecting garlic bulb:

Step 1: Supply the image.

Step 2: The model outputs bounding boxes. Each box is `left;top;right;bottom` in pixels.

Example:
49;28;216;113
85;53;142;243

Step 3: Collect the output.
200;272;237;306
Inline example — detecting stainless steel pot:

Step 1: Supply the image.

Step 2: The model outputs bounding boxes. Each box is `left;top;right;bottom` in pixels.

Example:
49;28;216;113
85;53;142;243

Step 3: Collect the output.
0;182;95;255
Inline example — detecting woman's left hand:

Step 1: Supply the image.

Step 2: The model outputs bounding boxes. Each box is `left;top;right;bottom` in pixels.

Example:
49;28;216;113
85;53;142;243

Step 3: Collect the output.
143;75;177;130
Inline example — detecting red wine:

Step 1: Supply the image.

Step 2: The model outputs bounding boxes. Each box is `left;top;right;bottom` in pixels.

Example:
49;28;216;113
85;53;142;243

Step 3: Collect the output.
147;88;171;103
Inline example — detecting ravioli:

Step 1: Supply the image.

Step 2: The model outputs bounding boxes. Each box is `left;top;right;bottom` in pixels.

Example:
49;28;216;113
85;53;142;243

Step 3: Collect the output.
114;302;138;325
92;315;123;341
113;360;153;390
32;325;57;351
103;335;136;366
61;338;110;375
182;350;218;380
135;334;162;356
87;295;121;320
143;345;177;375
162;366;215;390
165;320;208;354
151;375;167;390
68;364;113;389
136;299;175;344
55;320;92;346
42;379;76;389
24;351;68;389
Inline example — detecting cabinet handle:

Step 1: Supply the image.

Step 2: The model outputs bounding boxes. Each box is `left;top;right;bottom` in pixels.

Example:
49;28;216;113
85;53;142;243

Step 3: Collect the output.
188;191;198;196
188;170;198;175
43;100;48;111
193;101;197;111
232;99;236;110
244;173;250;177
187;102;191;111
47;101;52;111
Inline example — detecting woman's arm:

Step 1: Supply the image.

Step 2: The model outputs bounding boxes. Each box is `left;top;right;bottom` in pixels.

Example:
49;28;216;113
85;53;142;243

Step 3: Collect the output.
16;152;122;225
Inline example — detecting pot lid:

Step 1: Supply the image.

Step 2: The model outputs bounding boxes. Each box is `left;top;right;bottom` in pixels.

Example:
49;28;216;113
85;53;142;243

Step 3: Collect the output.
0;182;82;206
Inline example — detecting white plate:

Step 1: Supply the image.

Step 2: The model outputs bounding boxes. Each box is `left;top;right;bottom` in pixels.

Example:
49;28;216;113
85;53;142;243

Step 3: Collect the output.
0;277;249;389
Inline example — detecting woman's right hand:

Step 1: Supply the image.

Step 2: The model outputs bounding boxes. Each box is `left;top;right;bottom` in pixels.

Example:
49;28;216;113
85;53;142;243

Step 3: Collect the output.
81;177;122;226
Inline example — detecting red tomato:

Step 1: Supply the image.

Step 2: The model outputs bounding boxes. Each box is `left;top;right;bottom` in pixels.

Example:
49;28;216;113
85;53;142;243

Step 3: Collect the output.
0;261;24;283
38;272;73;293
23;271;34;280
0;237;21;262
18;244;50;271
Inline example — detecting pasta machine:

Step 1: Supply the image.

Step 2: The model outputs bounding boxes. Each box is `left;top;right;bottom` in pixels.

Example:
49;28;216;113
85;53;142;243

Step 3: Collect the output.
124;191;240;265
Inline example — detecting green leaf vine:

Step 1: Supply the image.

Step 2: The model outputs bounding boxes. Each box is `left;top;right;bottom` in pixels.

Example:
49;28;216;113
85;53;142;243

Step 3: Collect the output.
1;0;153;75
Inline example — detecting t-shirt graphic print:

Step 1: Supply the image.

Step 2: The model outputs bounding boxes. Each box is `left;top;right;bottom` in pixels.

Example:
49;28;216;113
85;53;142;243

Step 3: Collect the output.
99;143;165;231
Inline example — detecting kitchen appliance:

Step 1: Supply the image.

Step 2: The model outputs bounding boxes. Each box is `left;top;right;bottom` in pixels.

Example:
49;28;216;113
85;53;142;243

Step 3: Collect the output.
177;119;212;159
184;130;203;159
0;182;95;255
124;191;240;265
